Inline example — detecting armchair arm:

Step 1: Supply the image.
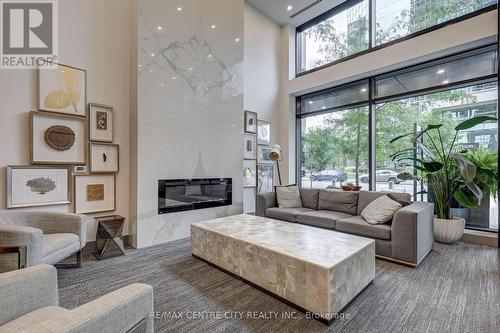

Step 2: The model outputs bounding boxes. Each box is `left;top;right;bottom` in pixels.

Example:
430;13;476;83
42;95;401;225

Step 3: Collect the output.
256;192;277;217
391;201;434;265
27;212;87;249
0;264;58;326
0;224;43;268
69;283;154;333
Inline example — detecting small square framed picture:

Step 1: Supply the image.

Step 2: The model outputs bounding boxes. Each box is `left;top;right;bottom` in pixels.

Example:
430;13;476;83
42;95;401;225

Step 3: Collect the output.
74;174;116;214
244;110;257;133
89;103;114;142
90;143;119;173
244;133;257;160
257;145;272;163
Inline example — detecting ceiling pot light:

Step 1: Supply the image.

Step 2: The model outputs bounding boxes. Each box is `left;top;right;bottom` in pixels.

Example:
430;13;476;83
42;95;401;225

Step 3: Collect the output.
437;69;445;74
287;5;293;11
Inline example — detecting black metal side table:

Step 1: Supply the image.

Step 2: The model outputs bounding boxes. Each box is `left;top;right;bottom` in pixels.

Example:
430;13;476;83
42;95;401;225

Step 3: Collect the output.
95;215;126;260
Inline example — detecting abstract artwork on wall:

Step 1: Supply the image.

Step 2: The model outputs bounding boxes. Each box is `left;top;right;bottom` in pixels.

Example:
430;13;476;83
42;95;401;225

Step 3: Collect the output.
89;103;114;142
258;164;274;193
243;160;256;188
7;166;71;208
75;174;115;214
257;145;272;164
257;120;271;145
30;111;87;165
244;110;257;133
90;143;119;173
244;133;257;160
38;64;86;117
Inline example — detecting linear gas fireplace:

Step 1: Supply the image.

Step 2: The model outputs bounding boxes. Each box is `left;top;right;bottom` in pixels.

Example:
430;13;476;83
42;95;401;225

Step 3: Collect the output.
158;178;232;214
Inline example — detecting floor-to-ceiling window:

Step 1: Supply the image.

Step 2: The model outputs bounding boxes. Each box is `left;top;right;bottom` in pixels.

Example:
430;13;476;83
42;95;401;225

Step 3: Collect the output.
297;45;499;232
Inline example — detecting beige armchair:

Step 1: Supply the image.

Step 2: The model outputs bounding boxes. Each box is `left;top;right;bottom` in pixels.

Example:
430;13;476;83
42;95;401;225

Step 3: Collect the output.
0;264;154;333
0;211;87;273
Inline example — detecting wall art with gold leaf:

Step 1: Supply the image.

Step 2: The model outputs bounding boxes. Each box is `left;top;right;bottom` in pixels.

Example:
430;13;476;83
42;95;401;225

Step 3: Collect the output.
74;174;115;214
38;64;87;117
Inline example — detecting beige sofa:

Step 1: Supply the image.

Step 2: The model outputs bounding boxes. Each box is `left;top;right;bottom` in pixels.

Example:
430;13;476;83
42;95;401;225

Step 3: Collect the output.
256;189;434;266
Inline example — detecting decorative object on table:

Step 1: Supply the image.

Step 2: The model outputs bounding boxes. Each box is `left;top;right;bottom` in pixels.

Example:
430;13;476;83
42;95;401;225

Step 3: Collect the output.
341;183;362;192
257;164;274;193
269;144;283;185
90;143;119;173
30;111;87;165
74;174;116;214
243;160;256;188
95;215;126;260
257;145;273;164
38;64;86;117
89;103;114;142
6;166;71;208
257;120;271;145
390;115;497;244
244;110;257;133
244;133;257;160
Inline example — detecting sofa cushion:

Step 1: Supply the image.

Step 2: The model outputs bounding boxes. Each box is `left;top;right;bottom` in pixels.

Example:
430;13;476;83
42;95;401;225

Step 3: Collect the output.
361;195;402;225
335;216;391;240
275;185;302;208
357;191;411;215
296;210;352;230
318;190;358;215
299;188;320;210
265;207;315;222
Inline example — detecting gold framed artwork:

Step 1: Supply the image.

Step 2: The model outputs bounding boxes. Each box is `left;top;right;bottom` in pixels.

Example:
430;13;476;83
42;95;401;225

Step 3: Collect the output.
244;110;257;134
38;64;87;117
90;143;119;173
30;111;87;165
7;166;71;209
74;174;116;214
89;103;114;142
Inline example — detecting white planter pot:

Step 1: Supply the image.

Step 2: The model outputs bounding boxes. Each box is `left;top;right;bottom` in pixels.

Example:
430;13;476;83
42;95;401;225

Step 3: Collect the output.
433;217;465;244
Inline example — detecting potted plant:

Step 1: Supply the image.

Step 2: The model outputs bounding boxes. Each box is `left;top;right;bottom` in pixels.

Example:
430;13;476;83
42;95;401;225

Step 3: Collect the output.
390;116;497;244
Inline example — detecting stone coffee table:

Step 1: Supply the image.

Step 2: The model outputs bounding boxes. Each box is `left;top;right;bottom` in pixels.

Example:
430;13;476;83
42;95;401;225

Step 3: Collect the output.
191;214;375;323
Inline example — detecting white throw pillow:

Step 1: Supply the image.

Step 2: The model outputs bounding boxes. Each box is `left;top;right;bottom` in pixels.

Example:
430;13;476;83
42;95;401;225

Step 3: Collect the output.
361;195;402;225
276;186;302;208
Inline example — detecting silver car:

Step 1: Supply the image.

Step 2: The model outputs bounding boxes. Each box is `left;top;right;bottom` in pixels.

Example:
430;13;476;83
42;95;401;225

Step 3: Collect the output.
359;169;401;184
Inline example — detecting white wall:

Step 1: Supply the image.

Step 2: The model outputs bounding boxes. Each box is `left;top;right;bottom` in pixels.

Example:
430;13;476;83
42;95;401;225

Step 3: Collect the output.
243;3;281;212
279;10;498;184
133;0;244;248
0;0;133;242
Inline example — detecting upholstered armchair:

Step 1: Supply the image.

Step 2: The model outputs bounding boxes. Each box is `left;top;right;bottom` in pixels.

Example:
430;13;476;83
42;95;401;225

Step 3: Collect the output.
0;264;154;333
0;211;87;273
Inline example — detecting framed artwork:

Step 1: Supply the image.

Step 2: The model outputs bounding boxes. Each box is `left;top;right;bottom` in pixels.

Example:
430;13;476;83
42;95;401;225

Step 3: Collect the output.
89;103;114;142
244;110;257;133
243;160;256;188
244;133;257;160
90;143;119;173
257;120;271;145
30;111;87;165
74;174;116;214
7;166;71;208
258;164;274;193
38;64;87;117
257;145;272;163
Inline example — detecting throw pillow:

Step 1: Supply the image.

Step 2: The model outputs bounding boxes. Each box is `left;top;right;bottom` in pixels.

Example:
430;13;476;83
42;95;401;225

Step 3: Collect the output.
361;195;402;225
276;185;302;208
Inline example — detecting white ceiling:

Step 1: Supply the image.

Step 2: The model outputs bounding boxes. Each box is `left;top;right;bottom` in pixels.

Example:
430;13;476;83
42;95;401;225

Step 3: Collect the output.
246;0;345;26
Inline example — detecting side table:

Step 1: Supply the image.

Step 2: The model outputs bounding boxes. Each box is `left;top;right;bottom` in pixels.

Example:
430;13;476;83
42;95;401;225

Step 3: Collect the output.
95;215;126;260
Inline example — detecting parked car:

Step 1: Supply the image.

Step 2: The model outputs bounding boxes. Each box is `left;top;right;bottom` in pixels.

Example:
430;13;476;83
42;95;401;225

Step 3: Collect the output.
310;170;348;182
359;169;402;183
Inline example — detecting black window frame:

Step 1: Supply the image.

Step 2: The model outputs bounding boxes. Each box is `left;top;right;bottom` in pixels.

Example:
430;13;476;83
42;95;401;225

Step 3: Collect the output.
295;0;497;77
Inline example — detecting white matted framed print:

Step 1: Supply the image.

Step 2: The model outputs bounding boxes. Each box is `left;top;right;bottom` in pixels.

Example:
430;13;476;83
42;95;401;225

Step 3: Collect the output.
38;64;87;117
74;174;116;214
30;111;87;165
244;110;257;134
257;164;274;193
90;143;119;173
7;166;71;208
89;103;114;142
257;145;272;164
257;120;271;145
244;133;257;160
243;160;256;188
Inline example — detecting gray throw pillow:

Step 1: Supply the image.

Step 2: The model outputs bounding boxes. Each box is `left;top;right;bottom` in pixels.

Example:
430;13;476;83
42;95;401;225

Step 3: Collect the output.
276;186;302;208
361;195;402;225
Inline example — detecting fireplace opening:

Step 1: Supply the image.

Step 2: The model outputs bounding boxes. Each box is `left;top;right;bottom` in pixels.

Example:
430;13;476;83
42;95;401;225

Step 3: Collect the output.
158;178;232;214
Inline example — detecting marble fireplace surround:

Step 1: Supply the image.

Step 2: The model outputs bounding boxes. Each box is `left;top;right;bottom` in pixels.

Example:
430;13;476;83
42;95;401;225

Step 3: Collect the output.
191;214;376;323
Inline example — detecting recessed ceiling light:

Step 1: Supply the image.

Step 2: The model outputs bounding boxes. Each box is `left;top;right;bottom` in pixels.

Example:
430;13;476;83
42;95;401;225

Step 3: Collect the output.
207;54;213;58
138;64;142;68
322;106;326;110
177;7;182;11
157;26;162;31
308;101;313;104
151;53;155;57
211;24;216;29
188;67;193;71
235;37;240;42
287;5;293;11
171;76;177;80
160;83;164;87
361;88;367;92
442;80;449;84
437;69;445;74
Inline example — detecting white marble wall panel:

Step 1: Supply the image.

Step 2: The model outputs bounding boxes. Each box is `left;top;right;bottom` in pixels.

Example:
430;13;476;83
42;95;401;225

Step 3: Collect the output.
136;0;244;248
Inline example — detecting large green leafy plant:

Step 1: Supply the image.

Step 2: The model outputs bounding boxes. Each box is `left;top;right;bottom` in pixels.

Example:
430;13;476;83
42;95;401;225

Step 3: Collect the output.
390;116;497;220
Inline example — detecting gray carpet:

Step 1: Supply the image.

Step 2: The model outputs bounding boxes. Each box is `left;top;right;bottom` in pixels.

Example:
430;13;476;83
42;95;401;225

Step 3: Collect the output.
58;239;500;333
